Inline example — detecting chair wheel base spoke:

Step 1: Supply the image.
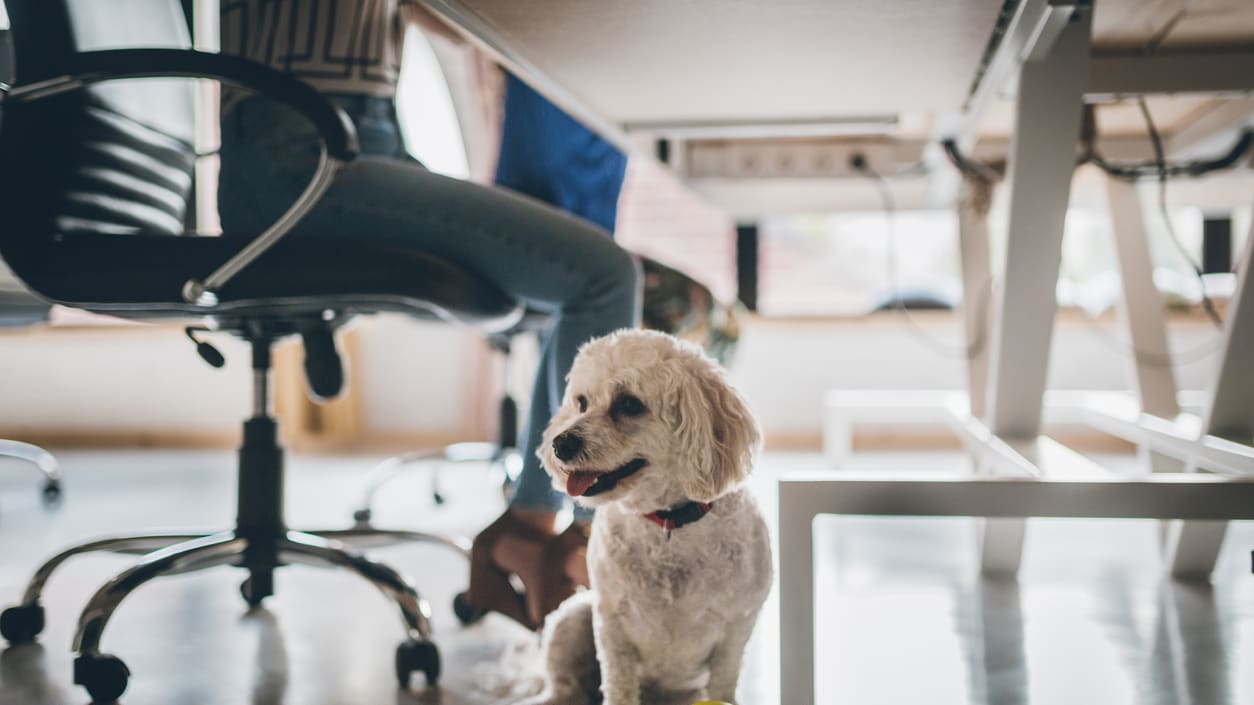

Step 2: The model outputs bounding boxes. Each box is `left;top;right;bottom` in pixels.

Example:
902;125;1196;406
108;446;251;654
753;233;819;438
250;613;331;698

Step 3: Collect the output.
0;603;45;645
396;639;440;688
74;653;130;704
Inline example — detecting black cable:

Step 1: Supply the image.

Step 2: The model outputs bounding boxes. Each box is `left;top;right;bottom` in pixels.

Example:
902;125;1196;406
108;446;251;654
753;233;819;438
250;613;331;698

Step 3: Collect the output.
852;155;991;361
940;103;1231;365
1087;129;1254;181
943;129;1254;184
1137;96;1225;329
941;139;1003;184
1060;100;1225;369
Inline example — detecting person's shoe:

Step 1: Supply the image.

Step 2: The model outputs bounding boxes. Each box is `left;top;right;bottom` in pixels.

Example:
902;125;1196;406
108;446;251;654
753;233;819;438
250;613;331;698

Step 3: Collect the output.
535;521;591;621
463;511;591;629
465;509;551;630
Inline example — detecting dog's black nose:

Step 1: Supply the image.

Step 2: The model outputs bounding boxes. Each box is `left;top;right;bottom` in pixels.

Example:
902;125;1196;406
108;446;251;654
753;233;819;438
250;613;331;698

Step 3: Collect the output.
553;431;584;461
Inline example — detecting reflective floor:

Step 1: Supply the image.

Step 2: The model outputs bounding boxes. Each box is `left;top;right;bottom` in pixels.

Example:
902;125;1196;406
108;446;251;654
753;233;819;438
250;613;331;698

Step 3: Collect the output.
0;448;1251;704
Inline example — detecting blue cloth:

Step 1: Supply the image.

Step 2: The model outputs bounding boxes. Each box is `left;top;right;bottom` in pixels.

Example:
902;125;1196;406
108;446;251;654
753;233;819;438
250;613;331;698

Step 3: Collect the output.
218;95;640;523
493;75;627;234
492;76;629;521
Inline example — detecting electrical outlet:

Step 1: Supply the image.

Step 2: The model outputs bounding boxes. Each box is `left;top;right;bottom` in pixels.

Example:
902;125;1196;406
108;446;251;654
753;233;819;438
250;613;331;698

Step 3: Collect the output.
685;139;912;179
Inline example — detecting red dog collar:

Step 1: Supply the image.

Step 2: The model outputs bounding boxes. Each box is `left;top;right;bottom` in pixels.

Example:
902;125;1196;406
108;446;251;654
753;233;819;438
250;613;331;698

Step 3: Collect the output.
644;501;713;533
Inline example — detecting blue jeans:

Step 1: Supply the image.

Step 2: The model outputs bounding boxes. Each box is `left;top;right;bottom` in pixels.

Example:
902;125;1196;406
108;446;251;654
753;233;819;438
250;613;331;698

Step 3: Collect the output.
219;95;640;518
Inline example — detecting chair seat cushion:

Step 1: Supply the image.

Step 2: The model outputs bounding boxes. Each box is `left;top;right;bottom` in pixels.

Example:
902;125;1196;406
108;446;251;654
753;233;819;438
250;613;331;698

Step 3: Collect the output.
11;230;522;331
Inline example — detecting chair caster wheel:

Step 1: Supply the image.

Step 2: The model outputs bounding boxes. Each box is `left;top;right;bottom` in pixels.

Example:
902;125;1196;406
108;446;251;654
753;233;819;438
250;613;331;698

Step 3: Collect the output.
74;652;130;703
0;603;45;645
352;508;372;526
41;481;63;506
239;578;267;608
452;591;487;626
396;639;440;688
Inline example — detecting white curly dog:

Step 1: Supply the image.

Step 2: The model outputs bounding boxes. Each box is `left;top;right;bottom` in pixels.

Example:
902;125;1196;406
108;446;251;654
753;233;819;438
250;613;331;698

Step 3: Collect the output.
520;329;772;705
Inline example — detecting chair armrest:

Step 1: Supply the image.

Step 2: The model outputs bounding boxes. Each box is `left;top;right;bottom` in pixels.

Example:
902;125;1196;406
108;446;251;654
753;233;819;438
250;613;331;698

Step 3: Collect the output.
6;48;358;160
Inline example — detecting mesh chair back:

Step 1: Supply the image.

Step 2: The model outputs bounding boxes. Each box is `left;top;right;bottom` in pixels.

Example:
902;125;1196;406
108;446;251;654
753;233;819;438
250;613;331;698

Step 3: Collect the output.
0;1;13;108
0;0;196;260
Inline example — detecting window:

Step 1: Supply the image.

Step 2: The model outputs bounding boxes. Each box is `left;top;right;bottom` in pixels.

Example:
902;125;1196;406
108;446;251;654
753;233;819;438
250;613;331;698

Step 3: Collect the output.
395;26;469;179
758;210;961;317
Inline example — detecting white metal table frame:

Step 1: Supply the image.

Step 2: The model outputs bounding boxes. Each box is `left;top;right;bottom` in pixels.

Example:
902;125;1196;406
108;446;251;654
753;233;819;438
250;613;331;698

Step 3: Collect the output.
782;2;1254;703
411;0;1253;701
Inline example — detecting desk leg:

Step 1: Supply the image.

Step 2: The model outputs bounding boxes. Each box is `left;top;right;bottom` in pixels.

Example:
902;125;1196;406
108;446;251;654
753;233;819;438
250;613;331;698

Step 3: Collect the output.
957;177;993;423
1106;176;1182;474
980;5;1091;576
779;483;816;705
1166;215;1254;578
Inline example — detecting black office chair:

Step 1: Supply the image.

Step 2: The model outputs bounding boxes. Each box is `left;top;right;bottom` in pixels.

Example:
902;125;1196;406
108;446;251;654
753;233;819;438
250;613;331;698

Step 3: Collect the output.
0;1;527;702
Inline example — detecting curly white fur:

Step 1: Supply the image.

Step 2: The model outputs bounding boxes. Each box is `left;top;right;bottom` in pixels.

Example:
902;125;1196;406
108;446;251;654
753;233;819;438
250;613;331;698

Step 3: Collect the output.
519;329;772;705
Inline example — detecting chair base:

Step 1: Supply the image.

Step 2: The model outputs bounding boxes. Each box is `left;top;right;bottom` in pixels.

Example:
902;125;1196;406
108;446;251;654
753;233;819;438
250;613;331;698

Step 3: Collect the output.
0;438;63;506
0;521;466;702
353;340;524;527
351;441;520;526
0;325;462;703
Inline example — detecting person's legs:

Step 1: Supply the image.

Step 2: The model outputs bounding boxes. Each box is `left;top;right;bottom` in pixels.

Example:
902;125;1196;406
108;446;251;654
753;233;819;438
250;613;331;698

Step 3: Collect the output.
493;74;628;525
220;101;639;327
468;326;560;628
490;77;629;619
507;324;563;516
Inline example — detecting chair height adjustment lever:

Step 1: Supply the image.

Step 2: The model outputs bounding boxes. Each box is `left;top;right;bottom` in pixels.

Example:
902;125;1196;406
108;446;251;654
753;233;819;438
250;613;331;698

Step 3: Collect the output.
185;327;225;368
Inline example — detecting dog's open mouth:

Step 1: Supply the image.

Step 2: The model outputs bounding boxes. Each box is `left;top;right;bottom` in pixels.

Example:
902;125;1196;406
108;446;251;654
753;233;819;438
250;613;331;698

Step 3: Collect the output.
565;458;648;497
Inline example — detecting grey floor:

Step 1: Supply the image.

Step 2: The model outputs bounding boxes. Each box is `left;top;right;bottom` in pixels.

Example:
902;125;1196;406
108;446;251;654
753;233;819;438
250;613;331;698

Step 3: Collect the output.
0;448;1252;705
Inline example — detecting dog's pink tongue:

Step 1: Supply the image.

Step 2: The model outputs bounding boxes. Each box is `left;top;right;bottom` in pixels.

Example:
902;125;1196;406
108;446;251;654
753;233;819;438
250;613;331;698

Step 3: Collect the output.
566;471;600;497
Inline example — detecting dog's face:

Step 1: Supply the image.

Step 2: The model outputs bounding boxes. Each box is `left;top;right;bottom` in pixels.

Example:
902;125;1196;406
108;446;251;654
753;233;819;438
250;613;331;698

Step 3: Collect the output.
539;329;760;512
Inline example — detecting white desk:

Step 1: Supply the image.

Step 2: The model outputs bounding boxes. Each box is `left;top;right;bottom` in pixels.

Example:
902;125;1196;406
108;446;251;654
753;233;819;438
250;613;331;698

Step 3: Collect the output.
425;0;1254;215
419;3;1254;705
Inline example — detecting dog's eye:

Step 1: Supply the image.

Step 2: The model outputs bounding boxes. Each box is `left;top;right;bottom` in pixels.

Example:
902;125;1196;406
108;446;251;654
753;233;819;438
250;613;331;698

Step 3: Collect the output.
612;394;646;418
576;395;588;413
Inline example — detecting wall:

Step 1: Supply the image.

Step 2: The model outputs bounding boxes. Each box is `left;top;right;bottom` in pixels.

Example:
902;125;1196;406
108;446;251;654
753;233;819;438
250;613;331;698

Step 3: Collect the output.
730;312;1222;443
0;323;252;444
0;310;1223;448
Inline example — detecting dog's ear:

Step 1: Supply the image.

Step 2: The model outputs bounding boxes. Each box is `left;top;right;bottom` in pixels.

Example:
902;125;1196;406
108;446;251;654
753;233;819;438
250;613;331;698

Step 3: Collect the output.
672;359;760;502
